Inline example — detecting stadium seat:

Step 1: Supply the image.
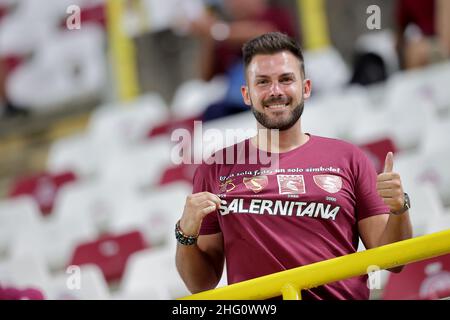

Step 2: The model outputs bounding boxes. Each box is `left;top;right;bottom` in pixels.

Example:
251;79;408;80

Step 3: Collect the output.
47;133;98;178
0;284;45;300
405;62;450;116
0;54;24;76
8;171;77;215
198;111;256;159
170;77;228;120
425;209;450;235
69;230;148;283
45;264;110;300
0;0;55;56
303;86;372;140
358;137;398;174
412;149;450;207
386;61;450;117
382;254;450;300
0;4;6;22
347;107;392;146
120;246;189;299
58;1;106;29
0;196;41;256
53;180;139;234
409;182;445;236
99;136;173;190
108;182;192;246
11;210;97;271
353;30;399;75
135;0;205;34
387;93;437;151
0;254;51;294
419;118;450;156
395;149;450;210
303;46;350;94
147;115;199;139
6;23;106;111
88;93;169;152
120;243;228;300
158;163;198;186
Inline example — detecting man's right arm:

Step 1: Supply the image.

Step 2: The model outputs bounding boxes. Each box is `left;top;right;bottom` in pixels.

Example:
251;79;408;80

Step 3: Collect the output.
176;232;224;293
175;192;224;294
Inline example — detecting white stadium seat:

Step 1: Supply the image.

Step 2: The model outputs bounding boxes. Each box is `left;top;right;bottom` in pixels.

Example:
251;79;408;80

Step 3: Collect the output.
98;136;173;190
53;180;139;234
120;246;189;300
108;182;191;246
7;24;106;111
87;93;169;151
0;196;42;256
0;254;51;293
10;211;97;271
47;133;98;178
45;264;110;300
170;77;228;120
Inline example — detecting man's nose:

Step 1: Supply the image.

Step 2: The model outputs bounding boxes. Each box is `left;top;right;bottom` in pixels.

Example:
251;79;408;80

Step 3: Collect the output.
269;82;283;96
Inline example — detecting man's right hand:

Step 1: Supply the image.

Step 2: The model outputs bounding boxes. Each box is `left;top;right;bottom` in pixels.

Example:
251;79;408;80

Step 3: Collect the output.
179;192;221;237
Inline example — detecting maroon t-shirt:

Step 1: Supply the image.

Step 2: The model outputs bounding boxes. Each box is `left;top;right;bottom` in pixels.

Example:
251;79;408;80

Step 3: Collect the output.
195;135;389;300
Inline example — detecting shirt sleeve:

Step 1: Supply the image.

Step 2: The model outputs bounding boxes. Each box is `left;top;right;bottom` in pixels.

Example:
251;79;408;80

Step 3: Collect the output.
192;164;222;235
353;147;390;221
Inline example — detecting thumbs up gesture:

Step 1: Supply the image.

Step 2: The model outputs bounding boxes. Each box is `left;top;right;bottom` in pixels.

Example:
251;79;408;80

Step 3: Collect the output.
377;152;406;214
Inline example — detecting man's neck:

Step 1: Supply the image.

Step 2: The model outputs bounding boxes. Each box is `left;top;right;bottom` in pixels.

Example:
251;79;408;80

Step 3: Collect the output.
252;120;309;153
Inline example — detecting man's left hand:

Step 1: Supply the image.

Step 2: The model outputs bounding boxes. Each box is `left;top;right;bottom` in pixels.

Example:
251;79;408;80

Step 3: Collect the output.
376;152;406;214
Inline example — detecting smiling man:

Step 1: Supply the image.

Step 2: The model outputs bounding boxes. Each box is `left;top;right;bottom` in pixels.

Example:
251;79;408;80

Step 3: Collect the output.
175;32;413;300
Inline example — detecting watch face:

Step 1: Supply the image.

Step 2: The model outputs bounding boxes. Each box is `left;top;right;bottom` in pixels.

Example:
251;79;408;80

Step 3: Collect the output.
404;193;410;209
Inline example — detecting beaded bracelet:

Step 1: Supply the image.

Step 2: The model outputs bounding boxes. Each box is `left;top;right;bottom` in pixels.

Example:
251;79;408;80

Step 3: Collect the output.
175;220;198;246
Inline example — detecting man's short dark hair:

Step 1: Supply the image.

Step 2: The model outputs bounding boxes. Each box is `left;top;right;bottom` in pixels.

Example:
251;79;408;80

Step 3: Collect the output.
242;32;305;76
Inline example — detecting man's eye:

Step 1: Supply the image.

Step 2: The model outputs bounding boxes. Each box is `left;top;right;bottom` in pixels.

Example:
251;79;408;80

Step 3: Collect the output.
281;78;293;83
256;80;268;85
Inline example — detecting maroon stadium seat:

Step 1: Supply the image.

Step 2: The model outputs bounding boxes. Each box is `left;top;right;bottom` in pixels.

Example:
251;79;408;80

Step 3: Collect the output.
69;230;148;283
359;138;398;174
147;115;199;138
0;5;7;22
0;284;45;300
8;171;77;215
59;2;106;30
159;163;198;186
382;254;450;300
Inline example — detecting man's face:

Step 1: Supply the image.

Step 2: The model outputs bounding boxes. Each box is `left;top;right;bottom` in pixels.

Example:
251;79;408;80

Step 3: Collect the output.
241;51;311;131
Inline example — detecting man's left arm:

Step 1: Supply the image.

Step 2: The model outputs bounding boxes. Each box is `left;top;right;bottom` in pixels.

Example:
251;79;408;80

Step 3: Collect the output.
358;152;413;272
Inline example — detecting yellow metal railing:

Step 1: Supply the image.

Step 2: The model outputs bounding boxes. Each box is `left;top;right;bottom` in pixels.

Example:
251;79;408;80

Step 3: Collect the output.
180;229;450;300
297;0;330;50
106;0;140;101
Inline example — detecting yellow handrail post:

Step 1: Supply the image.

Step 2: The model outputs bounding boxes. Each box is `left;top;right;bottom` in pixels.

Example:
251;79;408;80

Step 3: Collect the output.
106;0;140;102
281;283;301;300
297;0;330;50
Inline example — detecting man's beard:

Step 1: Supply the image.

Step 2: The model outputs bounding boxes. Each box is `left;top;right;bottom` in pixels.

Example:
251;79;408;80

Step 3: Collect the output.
251;99;304;131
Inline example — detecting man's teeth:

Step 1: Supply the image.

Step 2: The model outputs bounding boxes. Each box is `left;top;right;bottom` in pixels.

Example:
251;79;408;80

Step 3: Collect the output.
267;104;288;109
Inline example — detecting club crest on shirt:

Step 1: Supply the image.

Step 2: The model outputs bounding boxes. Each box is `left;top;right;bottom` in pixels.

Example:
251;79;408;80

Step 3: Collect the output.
277;175;306;195
243;176;268;193
313;175;342;194
219;178;236;193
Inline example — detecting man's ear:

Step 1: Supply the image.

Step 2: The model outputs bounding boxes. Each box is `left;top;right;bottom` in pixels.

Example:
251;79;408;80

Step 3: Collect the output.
303;79;312;100
241;85;252;106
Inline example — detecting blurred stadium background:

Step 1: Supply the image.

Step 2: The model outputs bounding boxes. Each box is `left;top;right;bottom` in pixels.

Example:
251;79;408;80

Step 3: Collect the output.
0;0;449;300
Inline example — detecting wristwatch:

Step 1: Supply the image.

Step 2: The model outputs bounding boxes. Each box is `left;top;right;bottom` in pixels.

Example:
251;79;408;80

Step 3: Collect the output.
392;192;411;215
